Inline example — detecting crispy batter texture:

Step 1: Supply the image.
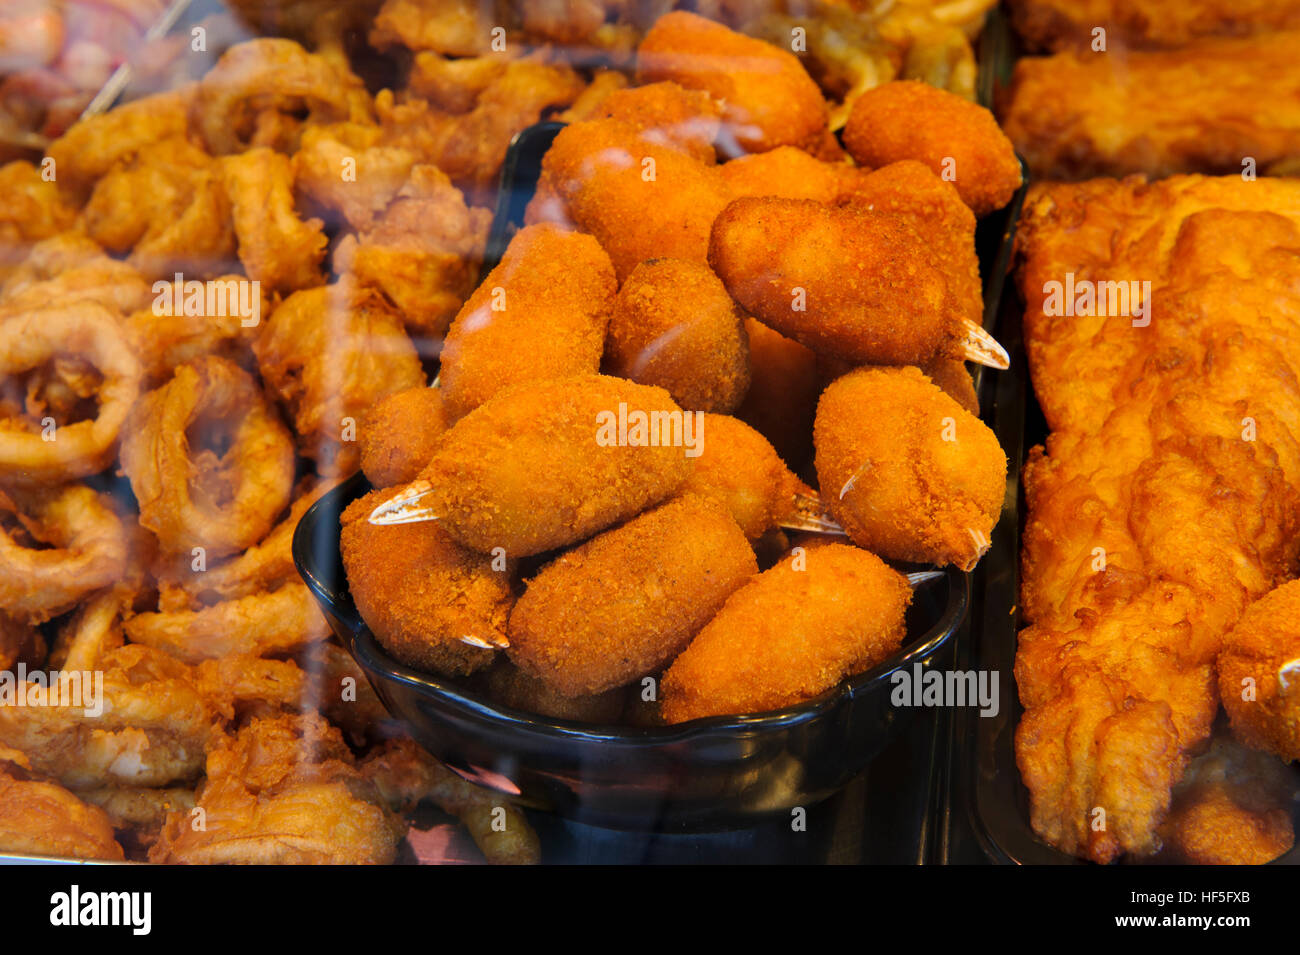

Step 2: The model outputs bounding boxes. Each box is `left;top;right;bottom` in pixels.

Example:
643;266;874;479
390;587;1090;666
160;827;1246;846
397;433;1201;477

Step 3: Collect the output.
604;258;750;413
709;196;963;366
636;11;828;156
814;366;1005;569
508;493;757;696
0;762;125;861
844;80;1020;216
684;413;798;539
735;317;820;470
1219;580;1300;761
341;485;509;676
1013;176;1300;863
440;224;616;421
1007;0;1300;52
125;275;265;383
999;33;1300;180
359;386;447;489
419;374;693;556
661;543;910;723
45;89;189;195
292;122;417;231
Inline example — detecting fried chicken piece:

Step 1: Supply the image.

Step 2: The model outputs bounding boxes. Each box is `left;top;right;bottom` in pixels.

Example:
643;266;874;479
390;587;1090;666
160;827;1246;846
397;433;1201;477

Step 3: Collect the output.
79;785;197;833
1000;33;1300;181
1219;579;1300;762
844;80;1021;217
255;281;425;473
0;755;124;861
336;164;492;344
439;224;616;421
1158;734;1297;865
359;387;447;488
604;258;750;413
636;11;828;157
1007;0;1300;52
341;485;511;677
151;713;403;864
508;493;756;696
219;147;327;293
661;543;910;723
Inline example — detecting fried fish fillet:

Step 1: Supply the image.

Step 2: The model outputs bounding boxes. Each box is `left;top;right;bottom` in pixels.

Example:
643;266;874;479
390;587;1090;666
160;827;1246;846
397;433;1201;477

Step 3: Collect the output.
1014;175;1300;862
1000;32;1300;180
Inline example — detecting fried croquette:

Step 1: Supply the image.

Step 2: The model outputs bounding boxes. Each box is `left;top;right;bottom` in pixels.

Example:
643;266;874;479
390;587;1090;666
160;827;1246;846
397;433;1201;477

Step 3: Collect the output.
1219;579;1300;761
507;493;757;696
735;317;821;470
480;660;627;723
587;81;723;163
341;486;511;676
709;196;963;366
439;224;617;421
684;413;798;539
842;80;1021;217
358;386;447;488
660;543;911;723
418;374;693;556
920;357;980;416
528;117;733;281
636;11;829;157
814;366;1006;569
721;146;859;203
604;258;750;413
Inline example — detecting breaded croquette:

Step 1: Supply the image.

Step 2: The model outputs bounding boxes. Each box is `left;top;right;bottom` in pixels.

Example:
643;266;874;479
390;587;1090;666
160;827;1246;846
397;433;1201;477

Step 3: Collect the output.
418;374;693;556
439;224;616;421
588;81;723;163
709;196;963;366
814;366;1006;569
358;386;447;488
1219;580;1300;761
341;486;511;676
480;660;627;723
636;11;829;157
721;146;859;203
921;357;980;416
735;317;821;470
508;494;757;696
842;80;1021;217
660;543;911;723
684;414;798;539
604;258;750;413
529;117;733;281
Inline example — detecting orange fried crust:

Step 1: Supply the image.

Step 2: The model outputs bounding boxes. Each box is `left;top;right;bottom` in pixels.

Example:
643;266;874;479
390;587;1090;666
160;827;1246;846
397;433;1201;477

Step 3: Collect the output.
1219;579;1300;762
683;413;798;539
734;317;820;470
661;543;910;723
358;386;448;488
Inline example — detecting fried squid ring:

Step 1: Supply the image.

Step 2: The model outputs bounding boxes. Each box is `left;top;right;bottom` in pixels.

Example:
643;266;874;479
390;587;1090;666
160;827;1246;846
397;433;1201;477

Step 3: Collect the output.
0;303;142;484
191;38;370;155
0;483;128;624
120;356;294;559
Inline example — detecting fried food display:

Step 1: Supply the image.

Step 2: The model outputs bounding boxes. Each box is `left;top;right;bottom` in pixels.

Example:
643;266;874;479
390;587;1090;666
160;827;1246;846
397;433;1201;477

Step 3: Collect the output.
636;11;828;156
604;258;750;414
413;374;693;556
734;317;819;470
439;224;616;421
815;366;1006;569
358;386;447;488
1014;175;1300;863
1218;580;1300;762
0;751;124;861
341;485;512;676
1000;32;1300;180
843;80;1021;217
508;494;757;696
683;413;798;540
661;544;911;723
1007;0;1300;52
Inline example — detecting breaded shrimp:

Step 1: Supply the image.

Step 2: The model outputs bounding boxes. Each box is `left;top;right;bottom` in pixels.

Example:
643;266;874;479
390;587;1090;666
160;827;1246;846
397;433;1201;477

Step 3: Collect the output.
735;317;821;470
341;486;512;676
637;11;829;157
921;357;979;415
709;196;963;366
439;223;616;421
842;80;1021;217
604;258;750;413
508;493;757;696
358;386;448;488
416;374;694;556
1219;579;1300;761
684;414;798;539
660;543;911;723
814;366;1006;569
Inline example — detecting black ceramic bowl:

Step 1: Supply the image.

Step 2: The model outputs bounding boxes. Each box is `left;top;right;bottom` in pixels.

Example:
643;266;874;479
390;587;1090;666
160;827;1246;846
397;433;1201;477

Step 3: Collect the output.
294;473;968;829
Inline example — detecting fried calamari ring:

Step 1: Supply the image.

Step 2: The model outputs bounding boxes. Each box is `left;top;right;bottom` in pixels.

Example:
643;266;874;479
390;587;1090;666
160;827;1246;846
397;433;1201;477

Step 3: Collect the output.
0;304;142;484
191;38;370;156
120;356;295;558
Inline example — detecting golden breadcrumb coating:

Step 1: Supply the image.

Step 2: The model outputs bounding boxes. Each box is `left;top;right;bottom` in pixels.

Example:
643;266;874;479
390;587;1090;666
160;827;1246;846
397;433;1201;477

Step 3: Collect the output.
359;386;447;488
